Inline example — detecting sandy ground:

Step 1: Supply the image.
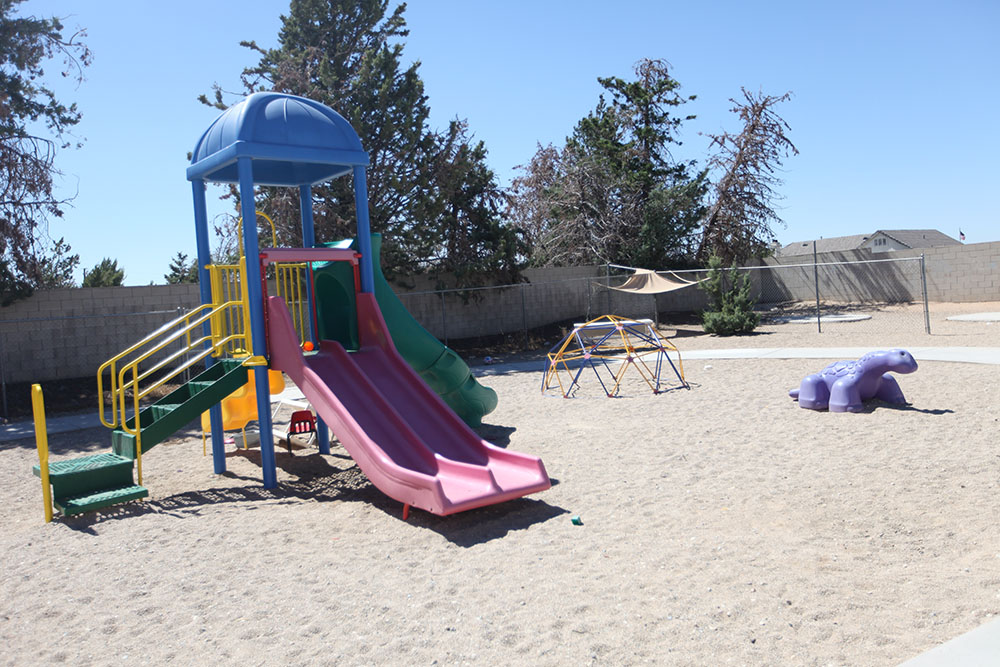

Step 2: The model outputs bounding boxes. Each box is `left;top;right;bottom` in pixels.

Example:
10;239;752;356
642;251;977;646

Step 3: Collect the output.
1;303;999;666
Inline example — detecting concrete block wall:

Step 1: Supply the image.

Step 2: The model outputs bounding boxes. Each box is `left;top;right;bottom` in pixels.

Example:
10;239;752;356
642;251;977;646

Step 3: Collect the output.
3;240;997;384
755;251;924;304
1;284;201;384
921;240;1000;302
395;265;603;340
763;240;1000;303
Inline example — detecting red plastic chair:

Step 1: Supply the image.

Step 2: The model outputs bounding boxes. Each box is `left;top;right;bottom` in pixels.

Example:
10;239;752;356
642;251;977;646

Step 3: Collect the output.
285;410;317;454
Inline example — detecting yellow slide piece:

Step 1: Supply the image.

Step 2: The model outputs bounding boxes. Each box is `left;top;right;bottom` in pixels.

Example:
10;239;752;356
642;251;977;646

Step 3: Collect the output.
201;369;284;449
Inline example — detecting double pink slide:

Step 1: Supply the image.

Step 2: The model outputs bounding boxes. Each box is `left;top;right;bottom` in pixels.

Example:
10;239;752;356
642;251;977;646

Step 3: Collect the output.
266;294;550;516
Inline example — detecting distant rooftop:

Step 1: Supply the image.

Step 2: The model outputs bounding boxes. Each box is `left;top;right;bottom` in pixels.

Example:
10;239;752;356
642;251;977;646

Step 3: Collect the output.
778;229;961;257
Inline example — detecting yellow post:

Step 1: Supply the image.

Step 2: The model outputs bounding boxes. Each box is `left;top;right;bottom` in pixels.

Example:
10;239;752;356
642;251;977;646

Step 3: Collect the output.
31;384;53;523
239;256;252;353
133;380;143;486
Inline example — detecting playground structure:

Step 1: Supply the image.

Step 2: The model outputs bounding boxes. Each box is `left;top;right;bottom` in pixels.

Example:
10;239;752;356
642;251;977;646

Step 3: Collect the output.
789;349;918;412
32;92;549;520
542;315;688;398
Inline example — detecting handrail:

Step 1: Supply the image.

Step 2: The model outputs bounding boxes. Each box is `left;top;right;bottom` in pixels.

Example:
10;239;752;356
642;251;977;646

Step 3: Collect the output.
98;302;212;428
96;300;247;486
32;384;53;523
235;210;278;258
97;302;225;428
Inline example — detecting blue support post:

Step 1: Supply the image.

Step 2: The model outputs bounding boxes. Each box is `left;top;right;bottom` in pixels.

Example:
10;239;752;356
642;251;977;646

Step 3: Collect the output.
316;420;331;456
192;180;226;474
353;166;375;294
299;184;329;455
237;158;278;488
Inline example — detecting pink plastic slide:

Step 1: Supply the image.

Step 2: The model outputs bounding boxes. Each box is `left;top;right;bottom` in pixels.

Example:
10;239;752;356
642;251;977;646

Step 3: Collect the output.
266;294;550;516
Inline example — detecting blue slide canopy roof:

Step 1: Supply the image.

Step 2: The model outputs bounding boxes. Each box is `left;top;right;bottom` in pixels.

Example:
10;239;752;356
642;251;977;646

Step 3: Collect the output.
187;92;369;186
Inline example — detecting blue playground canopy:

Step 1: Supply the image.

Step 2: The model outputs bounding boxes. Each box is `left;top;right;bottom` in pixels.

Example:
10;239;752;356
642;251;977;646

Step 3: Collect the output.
187;92;369;186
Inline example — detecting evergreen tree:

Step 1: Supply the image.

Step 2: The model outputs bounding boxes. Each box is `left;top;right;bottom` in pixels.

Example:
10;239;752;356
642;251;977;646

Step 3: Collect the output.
509;59;707;269
202;1;522;285
412;120;526;286
164;252;199;284
35;236;79;288
0;0;91;305
82;258;125;287
699;254;758;335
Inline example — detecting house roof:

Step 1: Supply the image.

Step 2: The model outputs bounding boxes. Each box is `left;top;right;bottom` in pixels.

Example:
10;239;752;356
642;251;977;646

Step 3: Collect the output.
778;229;961;257
877;229;962;249
779;233;873;256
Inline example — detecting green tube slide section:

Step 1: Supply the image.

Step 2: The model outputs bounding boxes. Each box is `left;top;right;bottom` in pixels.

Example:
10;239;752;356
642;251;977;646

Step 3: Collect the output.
312;234;498;428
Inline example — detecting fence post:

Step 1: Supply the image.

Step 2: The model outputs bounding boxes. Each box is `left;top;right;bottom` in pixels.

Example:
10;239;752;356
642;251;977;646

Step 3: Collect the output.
0;330;7;423
587;275;593;320
440;292;448;345
920;254;931;334
521;284;529;350
813;241;822;333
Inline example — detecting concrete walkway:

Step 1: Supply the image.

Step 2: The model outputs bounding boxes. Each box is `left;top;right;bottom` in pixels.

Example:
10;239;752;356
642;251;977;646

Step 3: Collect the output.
476;346;1000;376
5;347;998;444
899;616;1000;666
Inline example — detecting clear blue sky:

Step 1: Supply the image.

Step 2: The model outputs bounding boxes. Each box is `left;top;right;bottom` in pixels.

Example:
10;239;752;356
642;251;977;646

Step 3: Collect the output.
19;0;1000;285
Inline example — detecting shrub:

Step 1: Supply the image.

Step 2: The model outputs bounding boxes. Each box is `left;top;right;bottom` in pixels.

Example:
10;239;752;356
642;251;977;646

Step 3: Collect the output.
699;255;759;335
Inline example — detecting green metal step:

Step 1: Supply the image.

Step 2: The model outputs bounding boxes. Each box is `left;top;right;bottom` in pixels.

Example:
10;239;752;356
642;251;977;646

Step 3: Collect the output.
55;485;149;516
112;359;249;459
151;404;181;420
33;452;137;500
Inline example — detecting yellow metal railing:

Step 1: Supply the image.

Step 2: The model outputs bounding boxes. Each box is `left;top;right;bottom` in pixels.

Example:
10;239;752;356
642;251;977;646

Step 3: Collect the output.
97;298;249;484
32;384;53;523
208;256;253;357
233;210;310;345
96;208;314;483
274;261;309;345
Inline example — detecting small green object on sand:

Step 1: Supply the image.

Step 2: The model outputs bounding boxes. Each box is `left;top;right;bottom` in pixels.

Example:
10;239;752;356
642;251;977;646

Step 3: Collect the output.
571;515;583;526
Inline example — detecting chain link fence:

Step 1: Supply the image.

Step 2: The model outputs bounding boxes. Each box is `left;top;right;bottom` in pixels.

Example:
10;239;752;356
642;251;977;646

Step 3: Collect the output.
396;255;931;351
597;255;931;335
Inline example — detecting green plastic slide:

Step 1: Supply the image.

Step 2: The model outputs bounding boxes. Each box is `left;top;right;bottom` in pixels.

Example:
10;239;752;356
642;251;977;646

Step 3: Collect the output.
312;234;498;427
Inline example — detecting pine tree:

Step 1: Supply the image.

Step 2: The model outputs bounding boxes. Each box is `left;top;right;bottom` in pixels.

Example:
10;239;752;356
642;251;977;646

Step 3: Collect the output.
698;88;798;264
35;237;79;288
203;1;430;274
509;59;707;269
699;255;758;335
1;0;91;305
164;252;199;284
82;258;125;287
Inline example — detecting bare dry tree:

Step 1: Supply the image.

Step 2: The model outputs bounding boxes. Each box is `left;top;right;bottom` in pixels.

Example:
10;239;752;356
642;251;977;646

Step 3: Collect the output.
698;88;798;265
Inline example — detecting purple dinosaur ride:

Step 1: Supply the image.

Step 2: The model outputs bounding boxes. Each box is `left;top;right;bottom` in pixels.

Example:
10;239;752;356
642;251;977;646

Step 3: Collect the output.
789;349;918;412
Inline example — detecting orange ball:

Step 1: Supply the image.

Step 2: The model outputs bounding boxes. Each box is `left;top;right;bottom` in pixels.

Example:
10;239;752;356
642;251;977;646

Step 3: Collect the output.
303;341;315;352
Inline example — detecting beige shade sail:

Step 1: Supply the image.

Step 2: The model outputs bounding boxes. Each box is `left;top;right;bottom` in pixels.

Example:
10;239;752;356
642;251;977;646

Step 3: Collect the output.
602;269;704;294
